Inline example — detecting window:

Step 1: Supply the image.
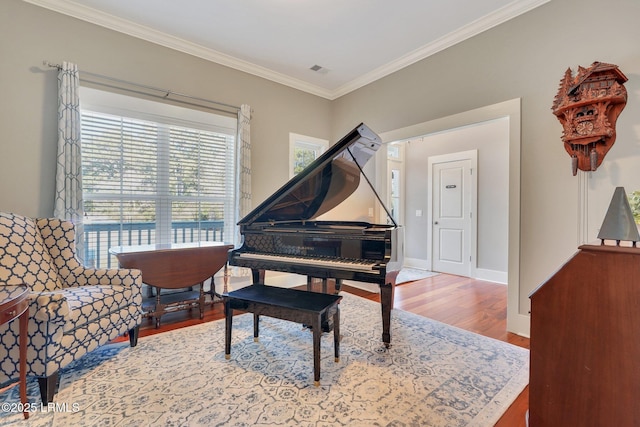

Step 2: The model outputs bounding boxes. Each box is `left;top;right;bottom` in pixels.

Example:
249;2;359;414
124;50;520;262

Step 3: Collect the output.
387;143;404;225
289;133;328;177
80;88;237;268
630;190;640;224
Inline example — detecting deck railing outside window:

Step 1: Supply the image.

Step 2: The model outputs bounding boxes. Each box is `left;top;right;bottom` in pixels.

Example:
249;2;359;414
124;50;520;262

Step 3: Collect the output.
84;220;225;268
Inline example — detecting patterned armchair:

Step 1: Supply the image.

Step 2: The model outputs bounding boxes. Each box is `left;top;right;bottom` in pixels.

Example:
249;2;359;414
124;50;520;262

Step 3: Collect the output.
0;212;143;404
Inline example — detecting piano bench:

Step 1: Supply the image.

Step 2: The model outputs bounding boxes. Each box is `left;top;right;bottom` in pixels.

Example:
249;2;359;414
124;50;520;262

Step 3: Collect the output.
223;284;342;387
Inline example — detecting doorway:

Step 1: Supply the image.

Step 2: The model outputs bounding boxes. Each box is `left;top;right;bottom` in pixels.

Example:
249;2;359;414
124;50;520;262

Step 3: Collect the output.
376;98;528;336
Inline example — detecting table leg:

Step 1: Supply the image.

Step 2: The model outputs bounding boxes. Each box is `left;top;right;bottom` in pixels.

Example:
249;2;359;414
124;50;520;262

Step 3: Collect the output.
19;308;28;419
155;287;162;328
198;282;205;319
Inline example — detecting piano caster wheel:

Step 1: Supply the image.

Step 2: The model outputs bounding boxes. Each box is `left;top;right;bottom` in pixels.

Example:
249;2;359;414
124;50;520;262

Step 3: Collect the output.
225;354;230;360
254;337;259;342
314;381;320;387
335;357;339;363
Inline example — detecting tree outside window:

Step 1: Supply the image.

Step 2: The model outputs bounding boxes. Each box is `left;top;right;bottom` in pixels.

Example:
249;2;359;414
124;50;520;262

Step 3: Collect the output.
629;190;640;224
289;133;328;177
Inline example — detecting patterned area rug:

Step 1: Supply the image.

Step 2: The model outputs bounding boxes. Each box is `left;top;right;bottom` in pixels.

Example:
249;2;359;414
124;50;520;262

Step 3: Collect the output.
0;293;528;426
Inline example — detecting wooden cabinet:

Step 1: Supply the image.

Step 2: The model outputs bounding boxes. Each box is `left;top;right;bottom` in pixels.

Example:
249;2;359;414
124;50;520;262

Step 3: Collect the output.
529;245;640;426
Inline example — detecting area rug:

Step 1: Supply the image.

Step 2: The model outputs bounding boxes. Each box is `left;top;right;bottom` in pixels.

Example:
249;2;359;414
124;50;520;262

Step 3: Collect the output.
0;293;528;426
396;267;440;284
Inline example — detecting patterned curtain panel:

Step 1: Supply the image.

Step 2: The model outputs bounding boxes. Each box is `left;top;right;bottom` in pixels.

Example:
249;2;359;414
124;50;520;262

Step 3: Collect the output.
236;104;252;246
229;104;252;280
54;62;85;263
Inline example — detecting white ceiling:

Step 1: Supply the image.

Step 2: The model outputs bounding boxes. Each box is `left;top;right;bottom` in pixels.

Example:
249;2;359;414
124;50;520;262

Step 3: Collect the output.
27;0;549;100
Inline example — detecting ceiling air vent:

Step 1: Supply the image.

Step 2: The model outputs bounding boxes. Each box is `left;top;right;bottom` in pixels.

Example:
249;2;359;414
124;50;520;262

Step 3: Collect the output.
309;64;329;74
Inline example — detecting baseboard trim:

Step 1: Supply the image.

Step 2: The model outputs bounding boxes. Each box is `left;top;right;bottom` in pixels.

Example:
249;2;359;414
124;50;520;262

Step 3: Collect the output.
403;257;431;270
474;268;507;284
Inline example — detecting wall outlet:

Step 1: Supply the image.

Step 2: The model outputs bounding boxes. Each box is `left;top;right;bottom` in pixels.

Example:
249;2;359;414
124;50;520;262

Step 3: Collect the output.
416;209;423;217
368;207;374;217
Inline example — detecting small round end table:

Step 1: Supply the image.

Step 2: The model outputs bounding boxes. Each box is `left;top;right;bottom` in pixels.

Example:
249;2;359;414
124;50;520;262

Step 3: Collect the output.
1;284;30;419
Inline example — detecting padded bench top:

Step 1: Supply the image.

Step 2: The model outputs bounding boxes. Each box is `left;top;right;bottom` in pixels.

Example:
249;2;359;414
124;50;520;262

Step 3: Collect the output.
224;284;342;313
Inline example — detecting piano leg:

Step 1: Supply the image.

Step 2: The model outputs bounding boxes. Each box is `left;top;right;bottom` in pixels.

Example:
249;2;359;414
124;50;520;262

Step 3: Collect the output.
379;283;393;348
307;277;329;293
305;277;336;294
224;299;232;359
251;268;265;284
253;313;260;342
304;277;335;332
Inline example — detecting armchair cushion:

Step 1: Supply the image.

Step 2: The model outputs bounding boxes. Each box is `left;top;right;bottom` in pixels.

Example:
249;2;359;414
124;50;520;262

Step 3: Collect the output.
61;283;139;333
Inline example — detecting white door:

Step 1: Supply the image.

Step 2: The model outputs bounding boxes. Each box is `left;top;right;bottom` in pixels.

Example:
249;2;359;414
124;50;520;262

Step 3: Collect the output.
429;151;477;277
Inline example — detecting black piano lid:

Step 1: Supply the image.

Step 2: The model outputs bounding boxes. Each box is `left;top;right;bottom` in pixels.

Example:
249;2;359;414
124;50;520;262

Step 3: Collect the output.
239;123;387;226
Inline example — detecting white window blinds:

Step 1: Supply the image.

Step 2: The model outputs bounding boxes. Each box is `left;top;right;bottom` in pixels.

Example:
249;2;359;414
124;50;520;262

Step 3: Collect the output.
80;88;237;268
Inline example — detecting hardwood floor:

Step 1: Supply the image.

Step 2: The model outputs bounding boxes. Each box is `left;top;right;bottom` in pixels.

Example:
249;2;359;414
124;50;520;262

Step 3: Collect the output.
128;274;530;426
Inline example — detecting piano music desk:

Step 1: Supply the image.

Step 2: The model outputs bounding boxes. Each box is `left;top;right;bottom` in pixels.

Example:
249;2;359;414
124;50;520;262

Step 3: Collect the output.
223;284;342;386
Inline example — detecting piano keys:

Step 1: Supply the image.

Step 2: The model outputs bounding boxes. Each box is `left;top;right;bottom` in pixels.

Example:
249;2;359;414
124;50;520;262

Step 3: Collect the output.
236;252;379;273
228;123;403;347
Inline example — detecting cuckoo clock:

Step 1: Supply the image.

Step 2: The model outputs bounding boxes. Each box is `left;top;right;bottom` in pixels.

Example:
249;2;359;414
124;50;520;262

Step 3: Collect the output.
551;61;628;175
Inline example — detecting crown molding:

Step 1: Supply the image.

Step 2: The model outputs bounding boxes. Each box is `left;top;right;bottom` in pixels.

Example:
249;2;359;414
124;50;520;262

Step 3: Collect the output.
332;0;550;99
25;0;550;101
24;0;336;98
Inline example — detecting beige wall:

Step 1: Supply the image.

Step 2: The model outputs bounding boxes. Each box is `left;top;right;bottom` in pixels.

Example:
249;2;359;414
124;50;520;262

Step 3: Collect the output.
0;0;331;217
332;0;640;334
3;0;640;335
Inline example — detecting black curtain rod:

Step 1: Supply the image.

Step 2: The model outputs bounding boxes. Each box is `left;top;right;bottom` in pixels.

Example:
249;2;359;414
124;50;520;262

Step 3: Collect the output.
43;61;241;115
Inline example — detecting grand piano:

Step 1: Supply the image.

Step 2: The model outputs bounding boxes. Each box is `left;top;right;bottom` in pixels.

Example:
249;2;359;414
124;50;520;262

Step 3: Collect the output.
228;123;403;347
